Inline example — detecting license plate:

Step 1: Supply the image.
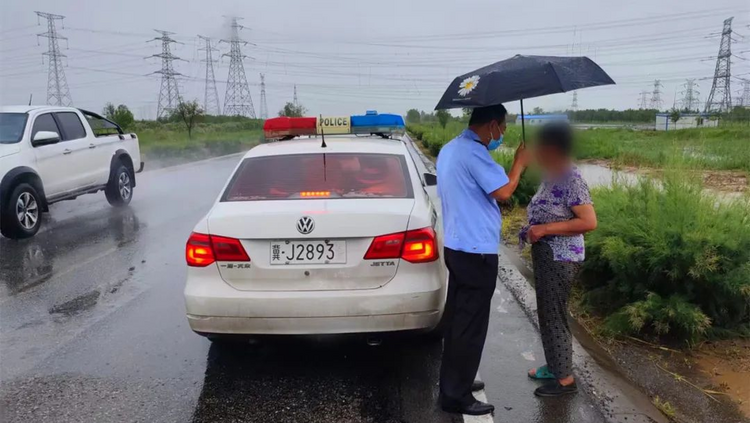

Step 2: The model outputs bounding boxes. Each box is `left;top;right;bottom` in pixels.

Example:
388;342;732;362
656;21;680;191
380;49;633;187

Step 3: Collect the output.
270;240;346;265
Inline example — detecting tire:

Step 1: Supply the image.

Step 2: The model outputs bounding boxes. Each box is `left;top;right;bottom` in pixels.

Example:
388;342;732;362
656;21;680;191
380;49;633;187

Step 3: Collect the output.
106;163;133;207
1;183;43;239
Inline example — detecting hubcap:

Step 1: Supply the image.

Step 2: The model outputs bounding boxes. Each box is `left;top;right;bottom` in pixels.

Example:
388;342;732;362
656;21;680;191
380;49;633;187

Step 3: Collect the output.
16;192;38;230
118;172;131;200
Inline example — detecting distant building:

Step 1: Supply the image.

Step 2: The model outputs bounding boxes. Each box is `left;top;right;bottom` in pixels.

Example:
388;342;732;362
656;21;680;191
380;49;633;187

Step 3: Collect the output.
654;113;718;131
515;114;569;126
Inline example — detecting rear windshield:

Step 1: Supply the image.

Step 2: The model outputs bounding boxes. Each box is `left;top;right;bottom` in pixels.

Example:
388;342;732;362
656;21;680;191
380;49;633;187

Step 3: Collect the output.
0;113;29;144
223;153;413;201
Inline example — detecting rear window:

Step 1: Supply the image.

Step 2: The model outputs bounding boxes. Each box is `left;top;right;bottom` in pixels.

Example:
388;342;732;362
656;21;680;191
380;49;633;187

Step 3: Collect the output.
55;112;87;140
223;153;413;201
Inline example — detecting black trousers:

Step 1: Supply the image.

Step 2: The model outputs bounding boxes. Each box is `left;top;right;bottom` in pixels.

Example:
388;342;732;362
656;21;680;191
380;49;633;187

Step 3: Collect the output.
439;247;498;405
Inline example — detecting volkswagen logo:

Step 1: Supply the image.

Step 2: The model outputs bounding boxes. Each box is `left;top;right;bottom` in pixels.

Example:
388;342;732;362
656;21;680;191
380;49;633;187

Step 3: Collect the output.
296;216;315;235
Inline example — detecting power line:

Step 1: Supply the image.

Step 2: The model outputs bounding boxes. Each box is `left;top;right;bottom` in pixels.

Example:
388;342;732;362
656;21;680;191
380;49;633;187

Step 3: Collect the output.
35;11;72;106
221;16;256;118
259;73;268;119
198;35;221;115
149;30;184;119
705;17;734;112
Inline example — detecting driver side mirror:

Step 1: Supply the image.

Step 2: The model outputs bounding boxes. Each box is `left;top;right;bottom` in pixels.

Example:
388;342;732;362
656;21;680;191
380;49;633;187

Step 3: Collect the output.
32;131;60;147
423;172;437;186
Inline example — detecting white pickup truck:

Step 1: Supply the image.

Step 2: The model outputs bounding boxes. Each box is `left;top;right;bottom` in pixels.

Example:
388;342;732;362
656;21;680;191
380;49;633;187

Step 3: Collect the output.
0;106;144;239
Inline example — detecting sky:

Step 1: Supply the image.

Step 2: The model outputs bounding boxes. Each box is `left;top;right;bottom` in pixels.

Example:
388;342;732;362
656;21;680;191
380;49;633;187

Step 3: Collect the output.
1;0;749;119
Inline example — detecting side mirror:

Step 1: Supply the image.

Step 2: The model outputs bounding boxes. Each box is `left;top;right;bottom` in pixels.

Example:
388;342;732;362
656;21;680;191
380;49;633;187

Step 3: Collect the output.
32;131;60;147
423;172;437;186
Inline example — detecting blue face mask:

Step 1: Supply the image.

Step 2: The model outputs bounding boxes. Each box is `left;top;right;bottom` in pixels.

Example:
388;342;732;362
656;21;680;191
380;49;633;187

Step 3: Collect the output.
487;132;503;151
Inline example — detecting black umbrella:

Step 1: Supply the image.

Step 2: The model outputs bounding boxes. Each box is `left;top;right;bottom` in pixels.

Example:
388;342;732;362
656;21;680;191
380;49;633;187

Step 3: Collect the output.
434;55;615;142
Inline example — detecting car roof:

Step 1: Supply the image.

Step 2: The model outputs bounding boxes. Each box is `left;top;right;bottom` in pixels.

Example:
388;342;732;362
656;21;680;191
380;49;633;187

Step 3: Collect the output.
244;136;408;158
0;105;76;114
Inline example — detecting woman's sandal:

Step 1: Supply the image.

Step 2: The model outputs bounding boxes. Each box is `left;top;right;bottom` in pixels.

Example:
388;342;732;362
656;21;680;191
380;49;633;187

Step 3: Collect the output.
534;380;578;397
528;365;556;380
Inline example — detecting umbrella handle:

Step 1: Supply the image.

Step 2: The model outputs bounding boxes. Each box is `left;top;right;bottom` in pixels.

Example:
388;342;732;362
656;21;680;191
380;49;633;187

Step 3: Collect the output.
520;99;526;147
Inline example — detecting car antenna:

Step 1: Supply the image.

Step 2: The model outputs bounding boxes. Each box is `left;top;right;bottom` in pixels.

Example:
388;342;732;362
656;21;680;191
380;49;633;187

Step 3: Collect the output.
28;94;32;106
319;115;327;148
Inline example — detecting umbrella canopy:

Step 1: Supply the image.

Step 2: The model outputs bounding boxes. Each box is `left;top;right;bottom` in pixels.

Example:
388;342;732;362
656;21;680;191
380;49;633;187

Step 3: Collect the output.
434;55;615;110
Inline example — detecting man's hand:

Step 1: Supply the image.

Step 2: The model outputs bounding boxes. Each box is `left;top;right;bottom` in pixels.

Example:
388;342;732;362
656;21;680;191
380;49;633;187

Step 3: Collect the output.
527;225;547;243
514;143;532;167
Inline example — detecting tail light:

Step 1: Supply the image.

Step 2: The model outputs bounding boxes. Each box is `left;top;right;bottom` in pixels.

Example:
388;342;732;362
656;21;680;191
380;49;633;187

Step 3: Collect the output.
364;227;438;263
186;232;250;267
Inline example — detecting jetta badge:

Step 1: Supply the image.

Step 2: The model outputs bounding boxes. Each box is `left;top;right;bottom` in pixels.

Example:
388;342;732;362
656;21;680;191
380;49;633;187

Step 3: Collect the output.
296;216;315;235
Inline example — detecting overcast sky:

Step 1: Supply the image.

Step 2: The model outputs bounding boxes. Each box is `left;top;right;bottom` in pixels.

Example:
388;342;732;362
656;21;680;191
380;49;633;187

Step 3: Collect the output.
1;0;749;119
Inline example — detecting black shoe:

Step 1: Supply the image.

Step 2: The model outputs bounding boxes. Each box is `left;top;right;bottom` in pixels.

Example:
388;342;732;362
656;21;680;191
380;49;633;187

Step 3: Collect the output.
471;380;485;392
534;381;578;397
441;399;495;416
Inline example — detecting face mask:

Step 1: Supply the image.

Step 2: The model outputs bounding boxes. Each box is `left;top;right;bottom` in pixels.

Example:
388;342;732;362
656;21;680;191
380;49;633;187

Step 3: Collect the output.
487;126;504;151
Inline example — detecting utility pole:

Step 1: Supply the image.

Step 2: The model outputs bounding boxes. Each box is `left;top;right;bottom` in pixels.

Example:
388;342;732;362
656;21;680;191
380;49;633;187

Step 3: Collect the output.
638;91;649;109
221;17;256;118
35;11;72;106
649;80;664;110
705;17;733;113
149;30;184;120
259;73;268;119
293;84;299;108
679;79;700;112
198;35;221;116
570;91;578;112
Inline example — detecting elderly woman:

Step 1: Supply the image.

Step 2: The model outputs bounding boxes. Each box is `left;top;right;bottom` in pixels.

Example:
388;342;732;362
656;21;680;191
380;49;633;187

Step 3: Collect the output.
520;123;597;397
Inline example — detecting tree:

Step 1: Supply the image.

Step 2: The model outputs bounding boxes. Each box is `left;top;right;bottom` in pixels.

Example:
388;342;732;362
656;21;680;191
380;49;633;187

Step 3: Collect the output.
278;102;306;117
406;109;421;123
669;109;681;127
531;107;544;115
171;100;204;139
102;103;135;131
436;109;450;129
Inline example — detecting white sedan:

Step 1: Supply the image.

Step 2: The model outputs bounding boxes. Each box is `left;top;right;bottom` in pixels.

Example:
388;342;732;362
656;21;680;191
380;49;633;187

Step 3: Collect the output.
184;133;447;338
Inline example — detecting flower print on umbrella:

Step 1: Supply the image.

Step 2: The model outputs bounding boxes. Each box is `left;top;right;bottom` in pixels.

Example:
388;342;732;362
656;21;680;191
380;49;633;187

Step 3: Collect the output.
458;75;480;97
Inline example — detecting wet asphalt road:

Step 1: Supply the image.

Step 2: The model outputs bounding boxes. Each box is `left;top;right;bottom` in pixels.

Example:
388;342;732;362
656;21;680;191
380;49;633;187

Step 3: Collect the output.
0;154;604;423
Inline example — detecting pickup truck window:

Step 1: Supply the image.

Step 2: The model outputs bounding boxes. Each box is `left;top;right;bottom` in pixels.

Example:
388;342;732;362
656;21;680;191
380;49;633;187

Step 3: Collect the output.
0;113;28;144
31;114;61;141
81;110;123;137
55;112;87;141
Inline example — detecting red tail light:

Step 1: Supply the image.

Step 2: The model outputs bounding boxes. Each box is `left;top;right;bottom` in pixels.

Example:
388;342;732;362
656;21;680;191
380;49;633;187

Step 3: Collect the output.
186;232;250;267
364;227;438;263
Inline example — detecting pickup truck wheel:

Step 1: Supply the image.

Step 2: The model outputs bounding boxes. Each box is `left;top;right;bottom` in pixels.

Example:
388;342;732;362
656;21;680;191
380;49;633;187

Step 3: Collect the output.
106;164;133;207
1;183;42;239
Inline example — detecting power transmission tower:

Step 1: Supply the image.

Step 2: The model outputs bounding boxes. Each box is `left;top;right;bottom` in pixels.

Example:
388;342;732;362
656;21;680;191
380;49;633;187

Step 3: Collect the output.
705;17;733;113
570;91;578;111
293;84;299;108
649;80;664;110
638;91;649;109
149;30;184;120
259;73;268;119
679;79;700;111
736;79;750;108
35;11;72;106
221;17;256;118
198;35;221;116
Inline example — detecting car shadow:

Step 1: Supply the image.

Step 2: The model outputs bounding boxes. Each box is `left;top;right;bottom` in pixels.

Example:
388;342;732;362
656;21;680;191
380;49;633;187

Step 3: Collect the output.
190;335;461;423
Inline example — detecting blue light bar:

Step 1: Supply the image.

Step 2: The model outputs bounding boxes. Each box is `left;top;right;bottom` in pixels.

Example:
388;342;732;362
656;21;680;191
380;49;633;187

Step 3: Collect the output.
350;111;405;135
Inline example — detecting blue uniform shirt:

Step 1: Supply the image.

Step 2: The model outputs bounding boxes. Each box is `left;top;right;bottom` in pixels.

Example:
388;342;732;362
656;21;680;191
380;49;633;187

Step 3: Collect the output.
437;129;509;254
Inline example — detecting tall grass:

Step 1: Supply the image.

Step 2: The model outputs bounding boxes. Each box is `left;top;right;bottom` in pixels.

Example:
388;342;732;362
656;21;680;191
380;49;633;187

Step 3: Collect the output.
581;175;750;341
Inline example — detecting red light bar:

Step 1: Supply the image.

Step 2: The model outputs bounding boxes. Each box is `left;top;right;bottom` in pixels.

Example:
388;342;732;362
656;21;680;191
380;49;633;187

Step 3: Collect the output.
263;117;317;139
300;191;331;198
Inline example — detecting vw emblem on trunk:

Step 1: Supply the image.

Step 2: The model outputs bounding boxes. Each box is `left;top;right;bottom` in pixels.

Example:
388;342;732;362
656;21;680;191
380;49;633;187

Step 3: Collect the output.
296;216;315;234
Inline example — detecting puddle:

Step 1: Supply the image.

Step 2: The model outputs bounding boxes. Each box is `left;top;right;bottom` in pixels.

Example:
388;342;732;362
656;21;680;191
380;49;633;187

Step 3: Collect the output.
49;290;101;316
694;339;750;417
576;163;640;188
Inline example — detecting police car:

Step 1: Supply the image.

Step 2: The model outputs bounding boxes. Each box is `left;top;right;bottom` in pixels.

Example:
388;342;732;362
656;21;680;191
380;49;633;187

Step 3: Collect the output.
184;112;447;339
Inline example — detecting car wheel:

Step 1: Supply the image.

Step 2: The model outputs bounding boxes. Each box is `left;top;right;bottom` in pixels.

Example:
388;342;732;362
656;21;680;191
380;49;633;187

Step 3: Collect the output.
106;163;133;207
1;183;43;239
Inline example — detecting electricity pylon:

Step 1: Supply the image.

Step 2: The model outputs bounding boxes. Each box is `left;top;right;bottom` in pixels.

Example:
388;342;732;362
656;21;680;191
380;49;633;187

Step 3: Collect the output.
221;17;256;117
638;91;649;109
149;30;184;120
705;17;734;113
35;11;72;106
570;91;578;111
293;84;299;108
259;73;268;119
649;80;664;110
679;79;700;112
198;35;221;116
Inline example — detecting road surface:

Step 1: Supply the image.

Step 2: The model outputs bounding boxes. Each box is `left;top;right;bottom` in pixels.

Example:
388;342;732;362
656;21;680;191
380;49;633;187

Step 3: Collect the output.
0;154;605;423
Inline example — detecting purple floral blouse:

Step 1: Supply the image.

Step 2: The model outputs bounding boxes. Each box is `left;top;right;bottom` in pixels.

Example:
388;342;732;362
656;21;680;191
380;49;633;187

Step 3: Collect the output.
519;167;592;262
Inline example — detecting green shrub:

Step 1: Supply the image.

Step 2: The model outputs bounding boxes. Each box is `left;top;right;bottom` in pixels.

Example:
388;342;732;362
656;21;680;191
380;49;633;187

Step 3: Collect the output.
581;174;750;341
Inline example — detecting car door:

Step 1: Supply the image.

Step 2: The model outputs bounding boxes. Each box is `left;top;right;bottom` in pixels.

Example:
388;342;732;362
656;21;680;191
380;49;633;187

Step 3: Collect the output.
53;111;101;189
29;113;74;197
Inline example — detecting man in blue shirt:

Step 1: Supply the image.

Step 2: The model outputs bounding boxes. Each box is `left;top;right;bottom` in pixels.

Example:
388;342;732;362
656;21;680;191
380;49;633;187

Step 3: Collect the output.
437;104;529;416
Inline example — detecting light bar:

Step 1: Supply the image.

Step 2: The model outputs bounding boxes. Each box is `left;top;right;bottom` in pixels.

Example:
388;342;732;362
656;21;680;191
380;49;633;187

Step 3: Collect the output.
263;111;405;140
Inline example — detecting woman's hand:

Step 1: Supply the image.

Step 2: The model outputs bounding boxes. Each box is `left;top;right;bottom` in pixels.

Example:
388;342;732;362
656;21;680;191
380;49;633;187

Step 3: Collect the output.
527;225;547;243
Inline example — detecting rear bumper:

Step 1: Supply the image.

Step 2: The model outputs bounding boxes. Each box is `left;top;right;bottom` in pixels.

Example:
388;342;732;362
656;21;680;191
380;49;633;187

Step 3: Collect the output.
184;264;446;335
